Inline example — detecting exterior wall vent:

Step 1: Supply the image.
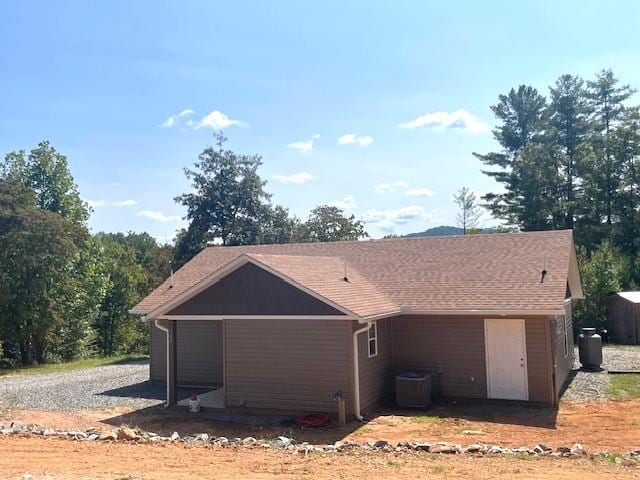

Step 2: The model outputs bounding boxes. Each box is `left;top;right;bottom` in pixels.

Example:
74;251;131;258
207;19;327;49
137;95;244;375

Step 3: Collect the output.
395;372;431;408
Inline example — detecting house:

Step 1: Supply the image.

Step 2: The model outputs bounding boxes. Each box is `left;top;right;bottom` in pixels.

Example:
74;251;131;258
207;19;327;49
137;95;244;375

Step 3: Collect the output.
607;292;640;344
130;230;583;418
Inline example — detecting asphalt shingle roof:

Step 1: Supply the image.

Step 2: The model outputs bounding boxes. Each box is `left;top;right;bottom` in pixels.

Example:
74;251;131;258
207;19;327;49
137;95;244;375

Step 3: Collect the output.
133;230;576;318
244;253;399;318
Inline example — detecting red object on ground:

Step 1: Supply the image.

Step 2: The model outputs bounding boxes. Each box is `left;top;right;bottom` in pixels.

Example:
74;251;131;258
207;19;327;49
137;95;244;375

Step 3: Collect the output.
295;412;331;429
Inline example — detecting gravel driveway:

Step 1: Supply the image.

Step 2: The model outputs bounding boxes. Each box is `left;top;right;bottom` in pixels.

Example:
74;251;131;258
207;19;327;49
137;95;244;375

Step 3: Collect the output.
3;346;639;412
0;360;168;411
562;345;640;402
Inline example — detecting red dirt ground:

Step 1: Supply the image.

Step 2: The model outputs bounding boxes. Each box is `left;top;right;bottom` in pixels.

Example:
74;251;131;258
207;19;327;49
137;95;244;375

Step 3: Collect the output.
1;436;638;479
5;398;640;452
348;399;640;451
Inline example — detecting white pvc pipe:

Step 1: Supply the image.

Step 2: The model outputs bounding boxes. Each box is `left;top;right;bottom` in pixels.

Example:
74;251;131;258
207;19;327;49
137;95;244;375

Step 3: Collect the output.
153;319;171;407
352;321;371;421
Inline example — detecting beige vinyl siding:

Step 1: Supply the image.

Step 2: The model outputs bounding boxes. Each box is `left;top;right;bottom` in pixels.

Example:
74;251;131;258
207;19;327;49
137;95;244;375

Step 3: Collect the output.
524;317;553;404
392;315;487;399
225;318;353;414
150;323;166;383
149;321;223;386
392;315;554;405
357;318;393;412
551;302;575;398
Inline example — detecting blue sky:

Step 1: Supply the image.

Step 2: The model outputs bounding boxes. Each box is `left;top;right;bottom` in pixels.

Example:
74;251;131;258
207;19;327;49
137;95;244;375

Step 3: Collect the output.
2;1;640;242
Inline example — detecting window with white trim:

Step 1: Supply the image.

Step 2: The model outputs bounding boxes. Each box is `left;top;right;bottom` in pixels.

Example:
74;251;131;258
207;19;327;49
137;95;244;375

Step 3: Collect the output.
562;315;569;357
558;315;571;358
564;302;573;358
368;322;378;358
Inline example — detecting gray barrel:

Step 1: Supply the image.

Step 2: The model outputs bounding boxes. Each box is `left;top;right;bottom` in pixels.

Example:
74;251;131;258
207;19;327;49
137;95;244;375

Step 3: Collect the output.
578;328;602;371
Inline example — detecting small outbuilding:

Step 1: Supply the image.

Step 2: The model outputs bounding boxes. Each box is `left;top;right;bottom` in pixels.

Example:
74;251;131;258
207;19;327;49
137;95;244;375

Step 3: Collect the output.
607;292;640;344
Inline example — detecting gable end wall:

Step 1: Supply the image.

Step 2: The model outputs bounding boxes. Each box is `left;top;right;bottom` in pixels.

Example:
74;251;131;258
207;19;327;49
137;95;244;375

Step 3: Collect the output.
167;262;344;316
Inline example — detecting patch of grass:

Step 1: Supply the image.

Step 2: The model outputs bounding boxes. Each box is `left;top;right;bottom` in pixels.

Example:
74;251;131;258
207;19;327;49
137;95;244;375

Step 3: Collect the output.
588;451;629;465
351;424;373;436
605;452;624;464
605;344;640;351
514;452;533;460
0;355;148;378
413;414;443;424
608;374;640;399
431;465;446;474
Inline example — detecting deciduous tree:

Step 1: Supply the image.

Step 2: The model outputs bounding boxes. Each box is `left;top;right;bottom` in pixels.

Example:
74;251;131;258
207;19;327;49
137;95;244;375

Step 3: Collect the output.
93;235;147;356
573;242;628;331
301;205;368;242
0;179;84;364
1;141;89;224
453;187;482;234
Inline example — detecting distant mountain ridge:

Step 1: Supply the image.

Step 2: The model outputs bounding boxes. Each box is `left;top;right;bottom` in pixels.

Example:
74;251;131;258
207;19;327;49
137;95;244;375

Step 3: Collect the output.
405;225;498;237
404;226;464;237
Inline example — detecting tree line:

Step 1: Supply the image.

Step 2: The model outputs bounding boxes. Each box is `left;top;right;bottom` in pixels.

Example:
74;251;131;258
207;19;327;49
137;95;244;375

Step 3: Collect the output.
2;68;638;366
475;69;640;330
0;138;367;367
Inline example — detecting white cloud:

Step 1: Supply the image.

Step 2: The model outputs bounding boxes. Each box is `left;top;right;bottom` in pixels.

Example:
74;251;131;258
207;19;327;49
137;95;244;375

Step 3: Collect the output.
398;109;489;134
161;108;245;130
287;134;320;154
111;199;138;207
363;205;430;231
195;110;246;130
374;180;410;194
161;108;194;128
374;181;436;199
86;199;107;209
406;188;435;197
86;199;137;208
330;194;358;211
338;133;373;147
161;117;176;128
137;210;182;222
272;172;316;184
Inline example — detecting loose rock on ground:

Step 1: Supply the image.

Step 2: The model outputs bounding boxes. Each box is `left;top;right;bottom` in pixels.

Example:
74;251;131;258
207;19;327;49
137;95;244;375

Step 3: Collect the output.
1;421;639;465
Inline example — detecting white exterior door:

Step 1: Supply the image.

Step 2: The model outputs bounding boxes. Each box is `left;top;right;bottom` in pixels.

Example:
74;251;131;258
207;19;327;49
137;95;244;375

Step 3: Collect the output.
484;319;528;401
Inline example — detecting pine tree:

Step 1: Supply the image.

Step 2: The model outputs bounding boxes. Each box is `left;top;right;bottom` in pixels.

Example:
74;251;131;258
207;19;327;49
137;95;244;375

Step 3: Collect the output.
584;70;636;234
474;85;553;229
547;74;590;229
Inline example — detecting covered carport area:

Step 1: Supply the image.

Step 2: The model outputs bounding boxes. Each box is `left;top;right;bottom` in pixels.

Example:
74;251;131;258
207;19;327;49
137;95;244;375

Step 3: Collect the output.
150;319;225;408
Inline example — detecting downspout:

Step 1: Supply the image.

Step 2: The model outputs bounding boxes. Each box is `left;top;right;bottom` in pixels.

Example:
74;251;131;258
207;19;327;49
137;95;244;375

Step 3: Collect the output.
153;319;171;407
352;321;371;421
